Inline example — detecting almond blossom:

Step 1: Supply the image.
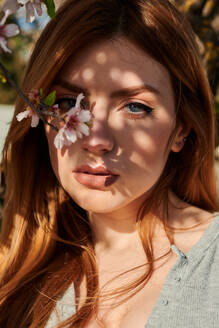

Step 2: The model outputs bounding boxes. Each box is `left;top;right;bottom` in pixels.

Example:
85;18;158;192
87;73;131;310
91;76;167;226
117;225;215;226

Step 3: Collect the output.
0;10;19;53
16;107;39;127
15;89;60;128
15;90;91;148
2;0;43;23
54;93;92;150
16;89;41;127
19;0;43;23
16;103;59;127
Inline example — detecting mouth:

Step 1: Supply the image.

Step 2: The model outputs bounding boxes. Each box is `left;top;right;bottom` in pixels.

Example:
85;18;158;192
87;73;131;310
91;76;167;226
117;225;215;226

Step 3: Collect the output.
73;165;119;188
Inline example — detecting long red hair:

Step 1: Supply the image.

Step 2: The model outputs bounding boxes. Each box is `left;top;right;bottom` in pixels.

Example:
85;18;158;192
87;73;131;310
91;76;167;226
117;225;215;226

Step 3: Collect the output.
0;0;217;327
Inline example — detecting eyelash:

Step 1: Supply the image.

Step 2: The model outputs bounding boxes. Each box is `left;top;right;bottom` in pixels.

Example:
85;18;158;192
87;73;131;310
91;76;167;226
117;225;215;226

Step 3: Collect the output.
123;102;153;119
55;96;86;112
55;96;154;119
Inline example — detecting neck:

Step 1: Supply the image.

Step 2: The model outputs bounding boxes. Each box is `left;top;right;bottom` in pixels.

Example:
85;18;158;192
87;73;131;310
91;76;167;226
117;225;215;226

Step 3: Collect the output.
89;212;139;251
88;190;192;254
88;193;151;253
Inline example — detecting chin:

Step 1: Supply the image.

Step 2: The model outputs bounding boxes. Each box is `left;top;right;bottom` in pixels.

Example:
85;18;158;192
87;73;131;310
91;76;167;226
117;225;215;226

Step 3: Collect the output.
69;191;128;213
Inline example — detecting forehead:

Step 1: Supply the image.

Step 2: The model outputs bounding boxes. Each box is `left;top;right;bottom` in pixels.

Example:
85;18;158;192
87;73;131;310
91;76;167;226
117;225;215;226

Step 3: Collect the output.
57;38;173;100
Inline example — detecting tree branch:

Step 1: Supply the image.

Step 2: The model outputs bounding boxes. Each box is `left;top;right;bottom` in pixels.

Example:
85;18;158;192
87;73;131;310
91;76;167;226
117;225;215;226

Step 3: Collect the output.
0;59;58;131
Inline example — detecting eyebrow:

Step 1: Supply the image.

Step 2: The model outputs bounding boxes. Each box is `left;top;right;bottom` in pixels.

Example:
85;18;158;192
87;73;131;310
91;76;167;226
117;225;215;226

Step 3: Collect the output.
54;78;161;98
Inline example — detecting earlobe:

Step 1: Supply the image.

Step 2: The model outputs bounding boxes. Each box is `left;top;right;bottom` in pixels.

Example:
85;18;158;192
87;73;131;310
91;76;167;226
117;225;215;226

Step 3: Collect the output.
171;136;187;152
171;126;190;153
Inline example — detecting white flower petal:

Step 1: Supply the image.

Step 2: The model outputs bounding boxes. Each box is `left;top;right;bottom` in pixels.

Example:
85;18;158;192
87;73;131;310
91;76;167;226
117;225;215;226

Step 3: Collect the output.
78;110;91;123
33;0;42;16
66;106;77;117
54;128;65;149
18;0;29;4
65;128;77;143
0;9;11;25
4;24;20;37
78;123;89;136
76;130;83;138
16;109;30;121
63;136;73;147
25;2;35;23
3;0;21;15
31;114;39;127
75;93;84;109
0;36;11;53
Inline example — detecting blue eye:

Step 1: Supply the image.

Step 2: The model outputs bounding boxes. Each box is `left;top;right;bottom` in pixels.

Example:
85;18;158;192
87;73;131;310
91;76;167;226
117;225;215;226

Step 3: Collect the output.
125;102;153;114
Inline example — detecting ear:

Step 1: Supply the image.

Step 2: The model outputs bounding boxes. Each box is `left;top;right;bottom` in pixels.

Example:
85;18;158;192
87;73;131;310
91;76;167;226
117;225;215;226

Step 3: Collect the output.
171;125;190;153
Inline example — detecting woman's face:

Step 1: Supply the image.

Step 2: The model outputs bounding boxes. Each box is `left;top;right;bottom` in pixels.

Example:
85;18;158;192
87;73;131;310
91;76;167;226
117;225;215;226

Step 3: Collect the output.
45;38;183;215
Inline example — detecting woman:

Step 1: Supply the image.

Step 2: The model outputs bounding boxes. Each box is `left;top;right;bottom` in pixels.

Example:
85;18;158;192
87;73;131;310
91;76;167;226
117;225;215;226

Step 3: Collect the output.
0;0;218;327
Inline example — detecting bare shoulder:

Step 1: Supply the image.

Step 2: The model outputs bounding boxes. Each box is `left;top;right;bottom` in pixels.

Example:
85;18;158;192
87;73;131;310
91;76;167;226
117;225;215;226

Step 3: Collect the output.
181;206;215;226
173;208;216;253
168;192;216;253
168;191;215;227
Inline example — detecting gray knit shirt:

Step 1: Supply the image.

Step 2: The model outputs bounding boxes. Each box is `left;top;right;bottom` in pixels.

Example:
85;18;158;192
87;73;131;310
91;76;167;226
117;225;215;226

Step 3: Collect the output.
45;212;219;328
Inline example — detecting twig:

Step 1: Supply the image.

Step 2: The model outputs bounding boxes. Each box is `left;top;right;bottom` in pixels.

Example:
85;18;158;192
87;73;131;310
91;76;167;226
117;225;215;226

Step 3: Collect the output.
0;59;58;131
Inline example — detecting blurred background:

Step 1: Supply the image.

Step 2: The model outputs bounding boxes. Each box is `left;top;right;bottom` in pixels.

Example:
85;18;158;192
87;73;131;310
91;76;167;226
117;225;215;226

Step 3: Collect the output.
0;0;218;206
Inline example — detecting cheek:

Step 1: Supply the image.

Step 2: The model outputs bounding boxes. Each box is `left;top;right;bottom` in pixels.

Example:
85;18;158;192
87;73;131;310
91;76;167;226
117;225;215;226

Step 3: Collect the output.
135;129;169;153
122;122;173;167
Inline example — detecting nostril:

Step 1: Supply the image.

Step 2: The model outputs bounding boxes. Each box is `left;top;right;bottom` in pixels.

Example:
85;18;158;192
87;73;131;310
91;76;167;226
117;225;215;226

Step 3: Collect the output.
82;142;114;154
82;147;110;154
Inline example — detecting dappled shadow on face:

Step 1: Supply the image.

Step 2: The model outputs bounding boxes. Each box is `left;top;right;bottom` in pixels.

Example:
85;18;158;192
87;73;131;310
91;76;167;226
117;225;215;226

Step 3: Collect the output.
47;38;176;215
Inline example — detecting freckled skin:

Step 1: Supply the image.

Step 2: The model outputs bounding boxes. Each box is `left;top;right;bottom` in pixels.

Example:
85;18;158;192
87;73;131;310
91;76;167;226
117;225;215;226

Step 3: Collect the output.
45;38;184;218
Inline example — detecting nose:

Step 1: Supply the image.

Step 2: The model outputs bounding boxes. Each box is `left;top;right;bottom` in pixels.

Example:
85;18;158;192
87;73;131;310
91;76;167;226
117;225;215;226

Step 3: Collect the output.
81;114;115;155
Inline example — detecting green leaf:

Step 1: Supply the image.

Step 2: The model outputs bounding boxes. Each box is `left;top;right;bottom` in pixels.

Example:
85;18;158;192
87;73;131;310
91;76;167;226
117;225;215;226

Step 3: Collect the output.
40;88;44;98
43;0;56;19
44;91;56;106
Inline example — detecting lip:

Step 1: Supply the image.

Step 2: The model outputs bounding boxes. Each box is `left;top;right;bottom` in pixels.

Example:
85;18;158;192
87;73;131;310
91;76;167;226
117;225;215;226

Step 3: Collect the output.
73;165;119;188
